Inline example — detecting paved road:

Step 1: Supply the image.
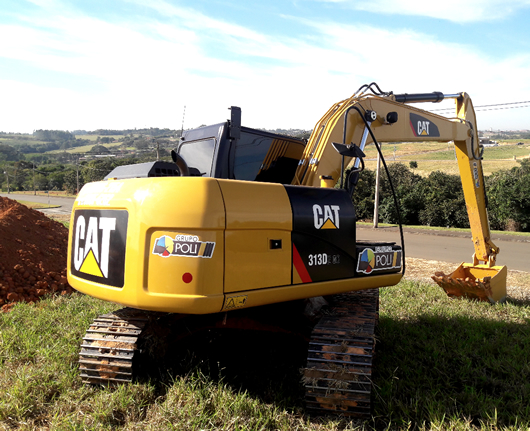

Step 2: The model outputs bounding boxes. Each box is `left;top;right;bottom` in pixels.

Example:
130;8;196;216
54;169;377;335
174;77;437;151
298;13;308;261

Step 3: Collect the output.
0;193;75;217
357;225;530;272
2;193;528;272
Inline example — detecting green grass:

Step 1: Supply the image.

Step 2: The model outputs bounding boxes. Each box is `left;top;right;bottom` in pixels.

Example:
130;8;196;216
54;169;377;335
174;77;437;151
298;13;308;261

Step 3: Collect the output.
15;200;60;210
357;221;530;238
48;141;124;154
75;135;130;141
364;159;522;177
2;282;530;430
358;141;529;177
375;281;530;430
0;137;49;148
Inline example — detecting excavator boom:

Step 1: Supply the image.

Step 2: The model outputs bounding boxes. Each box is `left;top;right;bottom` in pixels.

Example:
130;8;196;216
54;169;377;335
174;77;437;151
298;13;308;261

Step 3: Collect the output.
293;86;506;302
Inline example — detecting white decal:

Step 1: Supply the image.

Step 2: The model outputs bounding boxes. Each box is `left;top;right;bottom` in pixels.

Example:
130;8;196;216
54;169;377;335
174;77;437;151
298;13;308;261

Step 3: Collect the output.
152;234;215;258
417;120;430;136
73;215;117;277
313;204;340;229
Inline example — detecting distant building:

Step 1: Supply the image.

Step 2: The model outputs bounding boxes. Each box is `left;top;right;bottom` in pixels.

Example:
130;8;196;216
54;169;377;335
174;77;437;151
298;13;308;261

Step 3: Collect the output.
480;138;498;147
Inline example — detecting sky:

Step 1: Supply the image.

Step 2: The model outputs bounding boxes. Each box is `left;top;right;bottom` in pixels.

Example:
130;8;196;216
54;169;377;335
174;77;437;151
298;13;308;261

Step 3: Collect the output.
1;0;530;133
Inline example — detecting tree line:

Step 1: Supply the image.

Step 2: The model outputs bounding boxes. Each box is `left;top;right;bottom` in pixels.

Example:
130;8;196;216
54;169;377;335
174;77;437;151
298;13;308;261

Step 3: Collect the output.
353;161;530;232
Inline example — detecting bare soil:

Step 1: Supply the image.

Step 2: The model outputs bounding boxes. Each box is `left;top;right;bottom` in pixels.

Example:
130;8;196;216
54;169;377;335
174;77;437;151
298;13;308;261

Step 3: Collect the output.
406;257;530;300
0;196;73;311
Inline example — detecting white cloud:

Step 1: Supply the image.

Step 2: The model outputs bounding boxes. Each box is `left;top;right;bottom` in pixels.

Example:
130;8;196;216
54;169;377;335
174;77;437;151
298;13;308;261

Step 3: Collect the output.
316;0;530;23
1;0;530;132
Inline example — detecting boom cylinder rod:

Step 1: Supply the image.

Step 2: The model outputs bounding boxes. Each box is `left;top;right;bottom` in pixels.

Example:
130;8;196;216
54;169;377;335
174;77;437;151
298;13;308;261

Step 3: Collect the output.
394;92;462;103
341;106;371;170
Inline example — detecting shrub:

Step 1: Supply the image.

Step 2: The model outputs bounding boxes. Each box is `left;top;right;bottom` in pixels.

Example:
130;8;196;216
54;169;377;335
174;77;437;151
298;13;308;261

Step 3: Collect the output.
487;159;530;231
418;171;469;228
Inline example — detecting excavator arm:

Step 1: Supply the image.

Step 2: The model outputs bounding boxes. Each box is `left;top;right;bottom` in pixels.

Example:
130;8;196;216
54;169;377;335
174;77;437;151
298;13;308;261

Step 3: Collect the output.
293;85;506;302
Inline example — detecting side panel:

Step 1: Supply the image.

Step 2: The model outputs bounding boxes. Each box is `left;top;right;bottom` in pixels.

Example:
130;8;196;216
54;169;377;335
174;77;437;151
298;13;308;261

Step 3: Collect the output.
224;229;291;292
68;177;226;314
218;180;292;293
285;186;357;283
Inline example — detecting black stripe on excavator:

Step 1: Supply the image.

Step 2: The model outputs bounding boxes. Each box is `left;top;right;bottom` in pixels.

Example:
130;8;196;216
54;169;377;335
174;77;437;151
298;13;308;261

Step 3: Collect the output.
284;186;357;282
409;113;440;137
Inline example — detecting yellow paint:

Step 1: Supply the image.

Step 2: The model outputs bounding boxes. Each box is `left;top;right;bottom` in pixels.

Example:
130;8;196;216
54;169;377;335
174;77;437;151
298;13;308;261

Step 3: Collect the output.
320;219;337;229
224;229;291;293
218;180;292;230
67;174;406;314
230;273;402;310
79;249;103;277
68;177;226;314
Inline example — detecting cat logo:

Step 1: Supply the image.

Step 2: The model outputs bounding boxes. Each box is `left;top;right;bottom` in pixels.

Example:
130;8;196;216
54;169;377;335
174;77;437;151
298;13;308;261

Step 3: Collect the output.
71;209;128;288
417;120;430;136
410;113;440;137
313;204;340;229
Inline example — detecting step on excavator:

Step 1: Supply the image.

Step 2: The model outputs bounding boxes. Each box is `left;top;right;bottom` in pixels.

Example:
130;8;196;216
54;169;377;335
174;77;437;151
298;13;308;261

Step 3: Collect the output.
67;83;507;417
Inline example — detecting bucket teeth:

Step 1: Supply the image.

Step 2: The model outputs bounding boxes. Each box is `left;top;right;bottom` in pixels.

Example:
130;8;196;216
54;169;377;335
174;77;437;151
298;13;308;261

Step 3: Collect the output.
432;272;491;297
432;264;506;304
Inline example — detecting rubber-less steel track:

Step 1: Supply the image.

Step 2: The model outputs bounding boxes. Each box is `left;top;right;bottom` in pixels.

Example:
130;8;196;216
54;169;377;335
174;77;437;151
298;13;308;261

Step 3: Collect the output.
79;308;151;385
303;288;379;418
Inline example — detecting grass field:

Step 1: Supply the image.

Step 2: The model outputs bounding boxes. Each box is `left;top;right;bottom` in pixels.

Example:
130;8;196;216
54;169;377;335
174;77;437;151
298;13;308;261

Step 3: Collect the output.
47;141;124;154
364;159;522;176
360;141;529;176
0;137;49;148
4;190;75;198
1;277;530;430
14;200;60;209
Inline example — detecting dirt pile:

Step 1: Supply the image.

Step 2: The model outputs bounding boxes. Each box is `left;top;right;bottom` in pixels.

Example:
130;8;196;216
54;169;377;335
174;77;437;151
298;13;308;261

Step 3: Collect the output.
0;196;73;311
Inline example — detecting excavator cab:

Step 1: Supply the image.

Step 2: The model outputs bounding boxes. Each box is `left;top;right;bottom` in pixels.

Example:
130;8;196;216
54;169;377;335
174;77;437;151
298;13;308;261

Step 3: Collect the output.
177;106;307;185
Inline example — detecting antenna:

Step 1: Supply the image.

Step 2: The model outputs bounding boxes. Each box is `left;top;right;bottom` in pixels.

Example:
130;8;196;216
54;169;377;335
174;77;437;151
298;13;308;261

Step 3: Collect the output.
181;105;186;139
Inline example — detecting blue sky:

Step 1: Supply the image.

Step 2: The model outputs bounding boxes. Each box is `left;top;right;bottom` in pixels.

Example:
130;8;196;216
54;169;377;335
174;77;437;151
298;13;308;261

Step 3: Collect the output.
1;0;530;133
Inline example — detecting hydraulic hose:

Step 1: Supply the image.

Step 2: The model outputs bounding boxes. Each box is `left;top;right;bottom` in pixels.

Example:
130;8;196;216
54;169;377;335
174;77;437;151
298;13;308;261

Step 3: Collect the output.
348;106;406;276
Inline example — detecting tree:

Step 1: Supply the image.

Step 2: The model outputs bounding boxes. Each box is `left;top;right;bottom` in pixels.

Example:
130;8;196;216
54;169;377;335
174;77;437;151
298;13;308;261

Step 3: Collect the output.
378;163;424;225
409;161;418;169
89;144;110;154
33;130;75;141
0;144;21;161
63;169;82;194
418;171;468;228
487;159;530;231
350;168;376;220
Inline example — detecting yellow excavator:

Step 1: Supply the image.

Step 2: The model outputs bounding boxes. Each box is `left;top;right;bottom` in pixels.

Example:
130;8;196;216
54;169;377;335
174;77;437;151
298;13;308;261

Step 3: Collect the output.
67;83;507;417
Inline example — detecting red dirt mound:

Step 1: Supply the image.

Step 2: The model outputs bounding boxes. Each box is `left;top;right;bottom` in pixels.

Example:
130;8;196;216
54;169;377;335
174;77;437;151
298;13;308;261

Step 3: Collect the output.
0;196;73;312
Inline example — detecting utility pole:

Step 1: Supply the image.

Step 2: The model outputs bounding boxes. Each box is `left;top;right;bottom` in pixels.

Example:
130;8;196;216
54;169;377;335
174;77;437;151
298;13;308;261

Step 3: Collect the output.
76;157;80;194
373;151;381;228
3;170;9;194
33;163;36;195
181;105;186;139
156;141;160;161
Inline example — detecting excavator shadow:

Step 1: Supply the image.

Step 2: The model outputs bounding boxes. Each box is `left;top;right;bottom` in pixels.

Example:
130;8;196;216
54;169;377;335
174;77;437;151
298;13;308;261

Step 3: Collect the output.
136;327;309;409
372;310;530;428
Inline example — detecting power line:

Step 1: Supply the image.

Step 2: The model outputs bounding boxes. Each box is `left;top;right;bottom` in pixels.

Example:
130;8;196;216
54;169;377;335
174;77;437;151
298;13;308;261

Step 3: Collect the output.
430;100;530;112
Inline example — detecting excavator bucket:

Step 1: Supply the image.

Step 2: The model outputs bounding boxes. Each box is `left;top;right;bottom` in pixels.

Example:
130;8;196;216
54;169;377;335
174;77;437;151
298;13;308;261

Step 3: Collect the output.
432;263;507;303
